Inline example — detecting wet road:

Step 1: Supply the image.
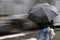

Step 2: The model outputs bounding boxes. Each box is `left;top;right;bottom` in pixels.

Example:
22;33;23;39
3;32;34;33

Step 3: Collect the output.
1;28;60;40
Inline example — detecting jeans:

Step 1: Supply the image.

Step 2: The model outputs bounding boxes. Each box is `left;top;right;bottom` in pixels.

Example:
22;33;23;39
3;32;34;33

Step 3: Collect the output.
37;27;50;40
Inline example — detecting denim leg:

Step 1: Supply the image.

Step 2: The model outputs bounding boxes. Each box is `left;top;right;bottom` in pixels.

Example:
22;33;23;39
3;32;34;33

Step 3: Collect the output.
37;27;50;40
37;30;44;40
37;28;46;40
44;27;50;40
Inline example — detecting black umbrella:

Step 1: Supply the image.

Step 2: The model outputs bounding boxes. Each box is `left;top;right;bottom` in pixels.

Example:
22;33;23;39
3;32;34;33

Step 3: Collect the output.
28;3;58;23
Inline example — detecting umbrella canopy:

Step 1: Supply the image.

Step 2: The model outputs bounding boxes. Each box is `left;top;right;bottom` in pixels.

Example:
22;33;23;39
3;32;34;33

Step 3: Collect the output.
28;3;58;23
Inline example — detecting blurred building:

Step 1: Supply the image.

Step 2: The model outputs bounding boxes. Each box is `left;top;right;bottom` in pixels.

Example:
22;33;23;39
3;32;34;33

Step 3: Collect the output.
0;0;60;32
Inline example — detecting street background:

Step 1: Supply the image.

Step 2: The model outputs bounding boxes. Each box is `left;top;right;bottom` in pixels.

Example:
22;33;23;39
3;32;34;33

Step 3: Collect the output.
0;0;60;40
2;28;60;40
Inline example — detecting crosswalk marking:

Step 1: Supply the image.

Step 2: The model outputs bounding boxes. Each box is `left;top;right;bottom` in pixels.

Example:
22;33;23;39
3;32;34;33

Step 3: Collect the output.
0;33;26;40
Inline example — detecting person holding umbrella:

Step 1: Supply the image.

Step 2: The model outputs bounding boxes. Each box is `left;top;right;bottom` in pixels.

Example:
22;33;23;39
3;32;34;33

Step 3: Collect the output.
28;3;58;40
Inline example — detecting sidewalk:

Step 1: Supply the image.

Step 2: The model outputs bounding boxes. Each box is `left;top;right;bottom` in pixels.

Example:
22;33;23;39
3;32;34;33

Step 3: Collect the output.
0;28;60;40
54;28;60;31
1;30;60;40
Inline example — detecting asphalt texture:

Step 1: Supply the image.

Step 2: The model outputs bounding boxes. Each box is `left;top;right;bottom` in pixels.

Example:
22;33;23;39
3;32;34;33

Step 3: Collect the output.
0;28;60;40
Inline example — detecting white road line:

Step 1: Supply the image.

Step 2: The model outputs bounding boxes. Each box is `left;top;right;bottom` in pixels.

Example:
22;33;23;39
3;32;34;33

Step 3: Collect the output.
0;33;26;40
21;38;37;40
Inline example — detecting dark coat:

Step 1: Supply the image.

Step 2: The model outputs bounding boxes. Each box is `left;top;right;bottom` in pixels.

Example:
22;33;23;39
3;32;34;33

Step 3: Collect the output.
36;22;52;29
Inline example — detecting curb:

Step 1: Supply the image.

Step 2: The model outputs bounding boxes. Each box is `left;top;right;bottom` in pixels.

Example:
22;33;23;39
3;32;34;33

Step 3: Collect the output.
54;28;60;31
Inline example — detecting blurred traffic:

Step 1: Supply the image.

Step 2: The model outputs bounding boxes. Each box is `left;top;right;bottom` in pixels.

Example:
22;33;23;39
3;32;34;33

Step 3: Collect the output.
0;0;60;34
